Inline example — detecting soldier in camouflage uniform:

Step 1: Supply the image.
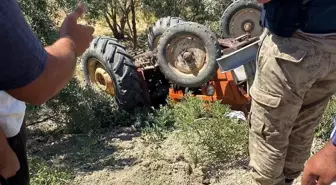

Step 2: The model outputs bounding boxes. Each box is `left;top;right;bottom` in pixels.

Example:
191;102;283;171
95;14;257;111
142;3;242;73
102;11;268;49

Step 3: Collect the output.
250;0;336;185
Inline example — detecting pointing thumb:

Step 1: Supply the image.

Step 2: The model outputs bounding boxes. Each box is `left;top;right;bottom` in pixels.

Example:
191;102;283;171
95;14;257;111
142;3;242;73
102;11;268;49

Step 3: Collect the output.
68;2;85;21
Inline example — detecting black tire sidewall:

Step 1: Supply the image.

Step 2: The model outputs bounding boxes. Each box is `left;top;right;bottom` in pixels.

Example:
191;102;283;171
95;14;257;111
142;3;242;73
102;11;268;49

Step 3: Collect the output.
220;0;262;38
81;49;111;86
82;48;122;97
148;17;184;50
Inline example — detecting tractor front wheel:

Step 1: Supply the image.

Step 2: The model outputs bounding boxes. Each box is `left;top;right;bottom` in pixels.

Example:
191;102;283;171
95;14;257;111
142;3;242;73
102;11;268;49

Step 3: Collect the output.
220;0;263;38
157;22;221;88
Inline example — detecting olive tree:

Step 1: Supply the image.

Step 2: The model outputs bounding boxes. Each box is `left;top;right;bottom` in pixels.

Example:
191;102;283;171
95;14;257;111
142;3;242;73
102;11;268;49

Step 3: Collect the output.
56;0;139;48
18;0;59;45
141;0;231;23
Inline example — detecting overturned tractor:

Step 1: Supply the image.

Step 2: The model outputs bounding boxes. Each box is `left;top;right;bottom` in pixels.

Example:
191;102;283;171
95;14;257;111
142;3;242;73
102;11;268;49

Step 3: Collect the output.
80;0;264;114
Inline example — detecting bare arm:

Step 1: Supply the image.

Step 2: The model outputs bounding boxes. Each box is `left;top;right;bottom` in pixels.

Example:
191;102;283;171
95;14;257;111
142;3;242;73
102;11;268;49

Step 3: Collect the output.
7;37;77;105
5;3;93;105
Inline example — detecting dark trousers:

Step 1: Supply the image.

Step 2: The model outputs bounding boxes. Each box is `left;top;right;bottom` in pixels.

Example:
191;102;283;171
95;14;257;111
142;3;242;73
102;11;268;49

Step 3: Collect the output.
5;121;29;185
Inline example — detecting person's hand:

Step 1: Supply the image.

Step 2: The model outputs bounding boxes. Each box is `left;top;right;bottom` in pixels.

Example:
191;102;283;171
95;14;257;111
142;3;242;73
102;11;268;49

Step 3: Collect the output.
257;0;271;3
60;2;95;56
0;144;20;179
302;142;336;185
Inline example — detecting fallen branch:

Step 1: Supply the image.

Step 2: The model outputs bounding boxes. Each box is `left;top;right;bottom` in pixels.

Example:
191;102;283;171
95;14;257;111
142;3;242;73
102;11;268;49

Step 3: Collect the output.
27;116;55;126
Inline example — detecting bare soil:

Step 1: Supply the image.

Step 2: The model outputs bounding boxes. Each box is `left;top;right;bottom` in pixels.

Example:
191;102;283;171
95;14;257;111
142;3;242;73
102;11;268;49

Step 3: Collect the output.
27;122;326;185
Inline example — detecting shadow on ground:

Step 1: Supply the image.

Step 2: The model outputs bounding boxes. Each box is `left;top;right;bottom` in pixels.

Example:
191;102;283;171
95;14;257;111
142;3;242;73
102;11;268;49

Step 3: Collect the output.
27;127;141;173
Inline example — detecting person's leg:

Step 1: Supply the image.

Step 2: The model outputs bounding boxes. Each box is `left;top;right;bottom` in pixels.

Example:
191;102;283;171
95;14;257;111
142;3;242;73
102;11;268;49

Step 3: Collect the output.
6;120;29;185
249;96;300;185
284;66;336;181
249;33;330;185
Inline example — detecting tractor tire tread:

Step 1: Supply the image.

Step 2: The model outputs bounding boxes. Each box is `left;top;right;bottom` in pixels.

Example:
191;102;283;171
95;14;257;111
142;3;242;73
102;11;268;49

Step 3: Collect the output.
147;16;185;50
81;36;145;111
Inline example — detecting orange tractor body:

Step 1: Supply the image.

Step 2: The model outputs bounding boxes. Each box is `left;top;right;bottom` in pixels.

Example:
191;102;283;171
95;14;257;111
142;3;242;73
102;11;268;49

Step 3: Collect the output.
132;33;259;114
167;69;250;111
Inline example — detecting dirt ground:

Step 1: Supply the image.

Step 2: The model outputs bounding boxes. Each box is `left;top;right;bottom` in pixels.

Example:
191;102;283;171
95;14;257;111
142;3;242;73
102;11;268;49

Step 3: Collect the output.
27;122;326;185
26;53;328;185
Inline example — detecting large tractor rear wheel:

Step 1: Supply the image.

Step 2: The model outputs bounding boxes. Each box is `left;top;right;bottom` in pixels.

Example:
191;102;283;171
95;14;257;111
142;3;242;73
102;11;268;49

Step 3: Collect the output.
220;0;263;38
81;37;145;111
157;22;221;88
147;16;185;50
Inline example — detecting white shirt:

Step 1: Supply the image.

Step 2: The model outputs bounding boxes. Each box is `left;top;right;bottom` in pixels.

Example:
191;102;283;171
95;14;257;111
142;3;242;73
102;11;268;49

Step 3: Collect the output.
0;91;26;138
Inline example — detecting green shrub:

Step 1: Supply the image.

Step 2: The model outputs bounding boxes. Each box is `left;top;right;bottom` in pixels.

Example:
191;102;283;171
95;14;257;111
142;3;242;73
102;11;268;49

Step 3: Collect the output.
139;96;248;165
172;97;248;165
141;102;176;142
26;79;135;134
29;157;74;185
19;0;60;46
315;97;336;140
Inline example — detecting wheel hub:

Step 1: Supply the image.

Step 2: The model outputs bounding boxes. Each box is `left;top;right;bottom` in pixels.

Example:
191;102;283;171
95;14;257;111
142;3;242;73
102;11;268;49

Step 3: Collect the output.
87;59;115;96
166;35;207;76
94;67;115;96
182;51;193;61
229;8;263;38
243;22;253;32
96;72;106;86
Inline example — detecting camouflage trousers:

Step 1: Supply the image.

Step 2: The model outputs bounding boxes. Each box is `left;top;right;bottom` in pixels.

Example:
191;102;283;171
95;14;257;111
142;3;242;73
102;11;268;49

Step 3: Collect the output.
248;32;336;185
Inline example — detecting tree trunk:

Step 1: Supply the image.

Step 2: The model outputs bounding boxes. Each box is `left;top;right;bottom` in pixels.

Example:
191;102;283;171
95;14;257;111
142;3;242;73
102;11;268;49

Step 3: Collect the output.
104;0;137;42
130;0;137;49
104;14;119;38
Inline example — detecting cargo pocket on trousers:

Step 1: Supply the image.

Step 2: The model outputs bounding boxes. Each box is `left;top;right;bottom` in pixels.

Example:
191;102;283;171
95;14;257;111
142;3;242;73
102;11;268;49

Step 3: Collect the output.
249;86;282;140
250;86;281;108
